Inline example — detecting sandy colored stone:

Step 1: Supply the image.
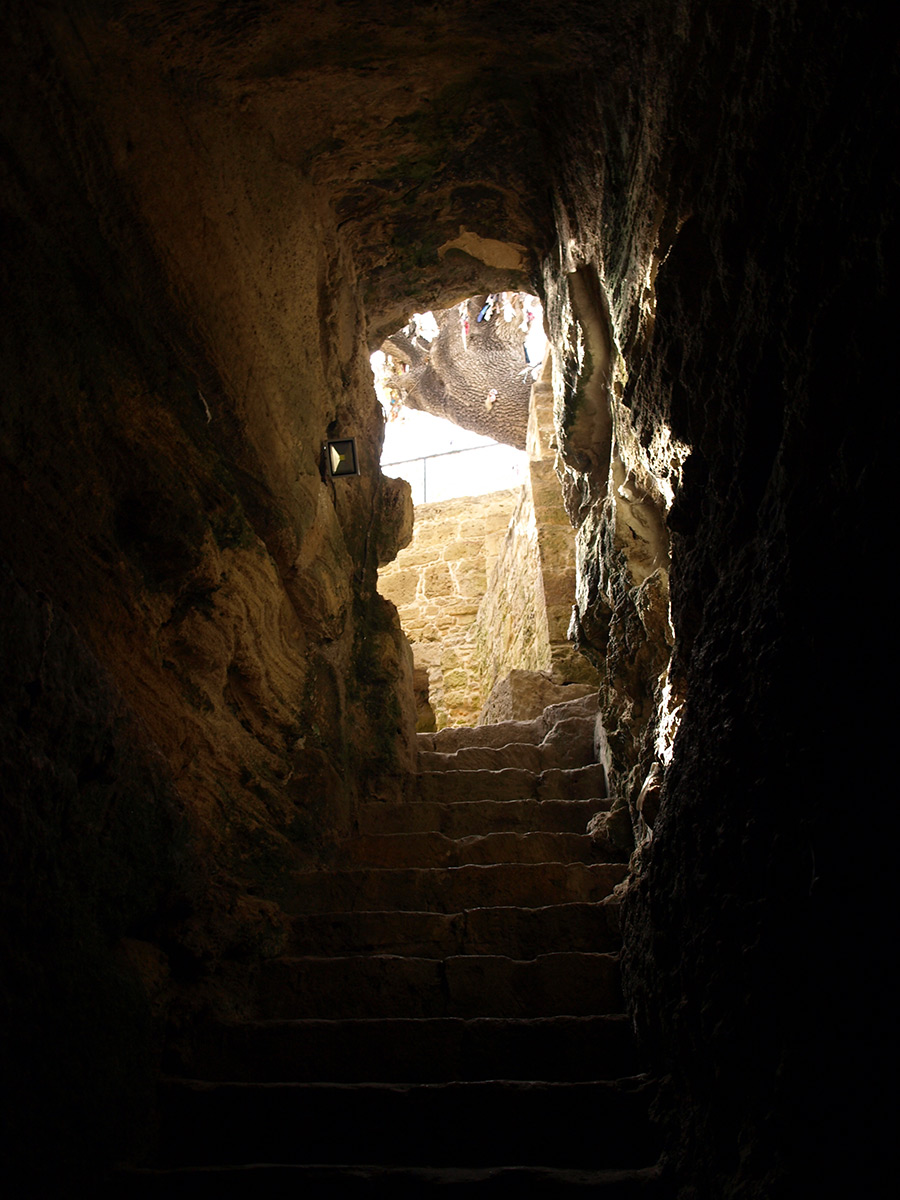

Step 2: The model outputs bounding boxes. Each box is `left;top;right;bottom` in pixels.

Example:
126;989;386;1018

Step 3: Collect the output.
379;571;419;606
443;539;482;560
422;563;453;598
478;671;597;726
379;489;523;726
541;571;576;607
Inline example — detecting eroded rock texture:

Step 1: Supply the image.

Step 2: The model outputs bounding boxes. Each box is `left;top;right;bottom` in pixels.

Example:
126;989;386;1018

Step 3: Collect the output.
1;0;421;1169
539;6;895;1198
0;1;894;1194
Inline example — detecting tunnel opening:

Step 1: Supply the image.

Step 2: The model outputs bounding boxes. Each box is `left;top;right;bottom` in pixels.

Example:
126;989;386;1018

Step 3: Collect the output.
375;294;545;454
372;293;600;729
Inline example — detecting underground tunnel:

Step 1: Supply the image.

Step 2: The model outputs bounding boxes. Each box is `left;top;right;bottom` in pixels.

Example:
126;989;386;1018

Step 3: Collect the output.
0;1;895;1194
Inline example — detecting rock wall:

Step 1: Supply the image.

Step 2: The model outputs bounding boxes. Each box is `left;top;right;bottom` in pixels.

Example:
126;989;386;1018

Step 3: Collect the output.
538;4;895;1196
1;2;416;1171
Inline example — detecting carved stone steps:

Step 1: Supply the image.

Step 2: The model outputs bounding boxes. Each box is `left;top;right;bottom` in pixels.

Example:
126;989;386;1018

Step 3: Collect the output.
418;718;595;773
130;692;667;1188
358;797;609;837
169;1014;638;1084
419;742;551;774
256;952;623;1020
282;862;628;913
120;1162;671;1196
342;830;601;868
285;902;623;958
151;1078;659;1171
416;692;599;754
414;764;608;804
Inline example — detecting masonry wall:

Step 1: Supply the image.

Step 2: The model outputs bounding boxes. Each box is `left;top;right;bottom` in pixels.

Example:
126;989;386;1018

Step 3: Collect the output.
473;379;598;708
378;490;518;727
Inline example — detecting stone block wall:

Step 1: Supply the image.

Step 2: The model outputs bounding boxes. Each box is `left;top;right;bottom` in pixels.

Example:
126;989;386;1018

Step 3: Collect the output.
378;490;518;727
470;478;547;691
471;379;599;717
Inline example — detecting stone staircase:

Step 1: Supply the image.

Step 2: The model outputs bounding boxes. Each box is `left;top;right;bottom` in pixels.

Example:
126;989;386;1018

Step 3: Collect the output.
124;693;668;1194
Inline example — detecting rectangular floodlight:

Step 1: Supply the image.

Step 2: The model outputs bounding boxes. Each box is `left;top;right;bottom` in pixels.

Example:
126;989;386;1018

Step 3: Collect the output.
325;437;360;477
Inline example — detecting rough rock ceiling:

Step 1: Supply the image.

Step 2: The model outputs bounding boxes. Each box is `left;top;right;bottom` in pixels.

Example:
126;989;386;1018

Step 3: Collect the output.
60;0;640;334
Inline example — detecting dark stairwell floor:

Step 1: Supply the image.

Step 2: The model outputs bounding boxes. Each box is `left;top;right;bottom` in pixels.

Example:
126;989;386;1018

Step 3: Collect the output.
119;693;671;1195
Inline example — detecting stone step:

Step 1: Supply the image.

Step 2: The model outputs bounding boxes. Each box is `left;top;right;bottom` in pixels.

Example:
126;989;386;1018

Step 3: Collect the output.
286;902;623;958
152;1077;658;1170
119;1162;672;1197
283;862;628;914
170;1014;638;1083
257;952;622;1020
414;764;608;804
342;831;600;868
417;692;599;754
418;717;595;774
419;742;547;774
359;797;609;837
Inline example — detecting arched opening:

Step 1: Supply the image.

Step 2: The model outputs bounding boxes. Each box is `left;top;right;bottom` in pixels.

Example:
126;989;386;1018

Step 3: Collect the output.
371;294;599;729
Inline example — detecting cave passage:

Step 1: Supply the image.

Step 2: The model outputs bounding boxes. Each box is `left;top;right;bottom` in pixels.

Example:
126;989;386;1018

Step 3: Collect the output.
0;1;892;1192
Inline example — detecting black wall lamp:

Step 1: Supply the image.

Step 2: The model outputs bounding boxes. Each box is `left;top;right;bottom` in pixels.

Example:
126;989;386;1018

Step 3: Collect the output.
324;437;360;478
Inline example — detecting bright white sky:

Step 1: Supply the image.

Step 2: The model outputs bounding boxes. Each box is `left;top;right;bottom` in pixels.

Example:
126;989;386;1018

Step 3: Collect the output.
380;407;525;505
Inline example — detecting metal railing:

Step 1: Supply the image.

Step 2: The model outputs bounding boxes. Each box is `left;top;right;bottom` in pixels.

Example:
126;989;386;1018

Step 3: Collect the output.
382;442;526;505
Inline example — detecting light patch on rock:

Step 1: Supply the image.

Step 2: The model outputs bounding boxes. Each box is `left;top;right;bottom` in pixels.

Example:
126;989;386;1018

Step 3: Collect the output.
438;229;527;272
654;669;683;766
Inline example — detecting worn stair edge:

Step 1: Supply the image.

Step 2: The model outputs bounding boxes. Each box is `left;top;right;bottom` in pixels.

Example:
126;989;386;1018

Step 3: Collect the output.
419;742;546;774
358;797;611;837
116;1162;672;1196
417;728;595;774
170;1014;638;1083
342;830;604;869
257;950;623;1019
417;692;599;754
285;901;623;957
281;861;628;914
151;1077;660;1170
414;764;608;803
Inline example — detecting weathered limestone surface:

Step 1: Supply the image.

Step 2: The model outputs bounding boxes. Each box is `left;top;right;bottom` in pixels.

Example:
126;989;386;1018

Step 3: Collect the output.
477;670;596;727
2;0;421;1169
419;691;600;755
